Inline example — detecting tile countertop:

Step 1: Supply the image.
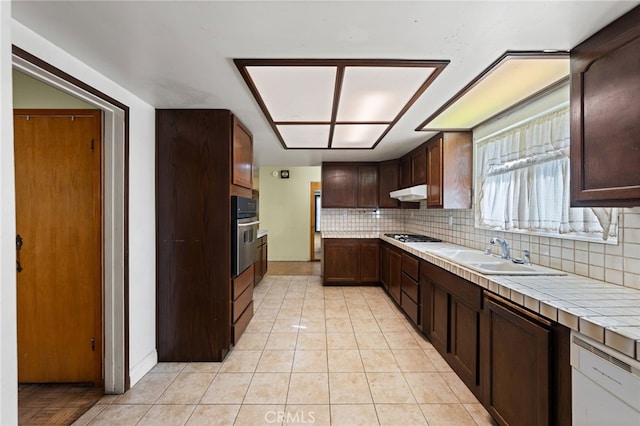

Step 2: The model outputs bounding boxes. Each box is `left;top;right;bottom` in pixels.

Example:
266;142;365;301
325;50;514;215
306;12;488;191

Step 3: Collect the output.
321;232;640;361
257;229;268;238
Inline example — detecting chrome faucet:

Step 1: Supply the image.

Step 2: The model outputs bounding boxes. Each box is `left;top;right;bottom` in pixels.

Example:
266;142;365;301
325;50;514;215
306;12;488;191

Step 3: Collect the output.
490;237;510;259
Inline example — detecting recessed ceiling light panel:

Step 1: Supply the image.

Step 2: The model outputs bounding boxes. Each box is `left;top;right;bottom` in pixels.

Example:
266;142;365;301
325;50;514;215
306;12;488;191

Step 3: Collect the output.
332;124;388;148
276;124;331;148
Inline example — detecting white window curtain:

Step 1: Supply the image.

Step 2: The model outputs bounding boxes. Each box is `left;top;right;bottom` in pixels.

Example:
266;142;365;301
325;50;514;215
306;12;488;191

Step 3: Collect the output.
475;104;617;241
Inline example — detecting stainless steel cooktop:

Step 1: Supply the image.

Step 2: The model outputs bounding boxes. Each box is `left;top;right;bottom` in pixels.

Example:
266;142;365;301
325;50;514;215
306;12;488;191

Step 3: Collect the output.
384;233;443;243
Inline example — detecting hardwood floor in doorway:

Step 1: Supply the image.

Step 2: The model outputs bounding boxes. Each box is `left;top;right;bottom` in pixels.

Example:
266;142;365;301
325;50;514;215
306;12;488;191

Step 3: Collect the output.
266;261;321;276
18;383;103;425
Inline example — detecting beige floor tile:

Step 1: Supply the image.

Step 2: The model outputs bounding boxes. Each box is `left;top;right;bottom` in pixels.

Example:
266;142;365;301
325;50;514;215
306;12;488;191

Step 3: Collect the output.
137;404;195;426
287;373;329;405
151;363;187;373
234;404;285;426
200;373;252;404
325;309;350;319
326;332;358;349
271;317;301;332
87;404;150;426
327;349;364;372
301;309;326;321
360;350;400;372
367;372;415;403
375;317;410;332
325;318;353;332
440;371;479;403
244;373;290;404
463;403;498;426
70;404;106;426
298;319;326;332
113;372;177;404
375;403;428;426
292;350;328;372
328;372;372;404
244;319;275;334
355;331;389;350
155;372;215;404
182;362;222;373
424;348;454;372
277;308;303;320
405;373;460;404
218;350;262;373
234;333;269;350
185;405;241;425
348;308;375;320
392;349;438;372
420;403;476;425
256;349;295;373
330;404;379;426
284;404;330;426
350;318;381;332
265;332;299;350
382;331;421;349
296;332;327;349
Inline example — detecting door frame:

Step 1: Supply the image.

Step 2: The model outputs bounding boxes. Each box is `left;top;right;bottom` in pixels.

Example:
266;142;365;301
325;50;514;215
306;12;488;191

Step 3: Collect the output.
309;181;321;261
12;46;129;393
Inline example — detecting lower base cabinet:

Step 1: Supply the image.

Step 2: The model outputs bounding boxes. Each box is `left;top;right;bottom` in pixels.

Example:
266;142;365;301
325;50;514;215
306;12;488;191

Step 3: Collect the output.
481;293;571;426
323;238;379;285
255;235;268;285
232;264;254;344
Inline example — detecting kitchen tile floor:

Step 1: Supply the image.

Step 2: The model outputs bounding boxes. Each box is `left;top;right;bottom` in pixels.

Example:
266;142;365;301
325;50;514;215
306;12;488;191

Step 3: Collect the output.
75;267;496;425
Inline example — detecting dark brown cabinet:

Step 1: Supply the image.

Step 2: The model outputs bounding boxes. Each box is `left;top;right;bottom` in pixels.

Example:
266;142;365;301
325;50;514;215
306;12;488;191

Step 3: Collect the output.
570;5;640;207
156;109;253;362
323;238;379;285
321;163;379;208
410;145;427;186
380;242;402;304
425;132;473;209
400;253;421;326
255;235;268;286
421;260;482;397
232;264;254;344
378;160;400;208
232;119;253;191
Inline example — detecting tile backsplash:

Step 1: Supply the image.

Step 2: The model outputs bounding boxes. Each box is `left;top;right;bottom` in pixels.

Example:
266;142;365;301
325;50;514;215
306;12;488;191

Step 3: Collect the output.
322;205;640;290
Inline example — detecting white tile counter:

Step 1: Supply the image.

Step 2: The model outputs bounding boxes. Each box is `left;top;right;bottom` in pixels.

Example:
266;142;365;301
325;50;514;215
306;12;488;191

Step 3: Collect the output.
322;231;640;361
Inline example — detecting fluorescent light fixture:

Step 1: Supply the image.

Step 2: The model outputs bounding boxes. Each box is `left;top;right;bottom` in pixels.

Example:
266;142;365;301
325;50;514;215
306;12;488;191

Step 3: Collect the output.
417;52;569;131
332;124;388;148
235;59;448;149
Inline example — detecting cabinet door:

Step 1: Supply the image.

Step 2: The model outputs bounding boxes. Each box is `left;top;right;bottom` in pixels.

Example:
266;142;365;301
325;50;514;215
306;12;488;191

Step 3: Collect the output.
450;298;480;396
570;6;640;206
357;165;379;207
232;117;253;190
322;164;358;208
427;137;443;208
482;296;550;426
411;146;427;185
388;249;402;304
323;239;359;284
255;241;264;285
425;278;448;354
359;240;380;283
400;155;412;188
380;245;390;290
378;160;400;208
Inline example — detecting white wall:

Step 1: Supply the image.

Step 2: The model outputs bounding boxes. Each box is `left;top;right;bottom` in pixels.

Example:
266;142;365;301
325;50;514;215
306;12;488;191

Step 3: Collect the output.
5;19;158;405
259;166;321;261
1;2;18;423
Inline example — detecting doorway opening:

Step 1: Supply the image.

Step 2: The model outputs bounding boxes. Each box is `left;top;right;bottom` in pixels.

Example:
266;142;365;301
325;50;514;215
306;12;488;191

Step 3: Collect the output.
309;182;321;261
12;47;129;395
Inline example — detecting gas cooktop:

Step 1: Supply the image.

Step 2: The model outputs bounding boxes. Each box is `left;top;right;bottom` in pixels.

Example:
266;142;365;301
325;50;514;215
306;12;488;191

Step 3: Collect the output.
385;233;443;243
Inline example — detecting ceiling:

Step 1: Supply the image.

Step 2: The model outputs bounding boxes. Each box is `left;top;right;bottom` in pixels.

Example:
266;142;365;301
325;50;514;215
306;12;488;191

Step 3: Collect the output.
11;1;639;167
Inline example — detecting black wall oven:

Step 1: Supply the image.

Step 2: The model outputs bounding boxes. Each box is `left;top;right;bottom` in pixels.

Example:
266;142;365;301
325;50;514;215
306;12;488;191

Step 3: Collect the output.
231;196;259;277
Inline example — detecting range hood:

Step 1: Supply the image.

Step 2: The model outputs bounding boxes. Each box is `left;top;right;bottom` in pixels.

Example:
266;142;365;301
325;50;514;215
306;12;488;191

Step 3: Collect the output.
389;184;427;202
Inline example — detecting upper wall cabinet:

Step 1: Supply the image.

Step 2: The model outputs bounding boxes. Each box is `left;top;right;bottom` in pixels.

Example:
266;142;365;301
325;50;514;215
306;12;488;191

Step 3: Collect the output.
378;160;401;208
322;162;379;208
232;117;253;191
570;5;640;207
426;132;473;209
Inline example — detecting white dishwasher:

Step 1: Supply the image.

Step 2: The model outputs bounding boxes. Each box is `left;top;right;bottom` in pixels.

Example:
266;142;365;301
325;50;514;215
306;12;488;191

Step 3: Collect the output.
571;331;640;425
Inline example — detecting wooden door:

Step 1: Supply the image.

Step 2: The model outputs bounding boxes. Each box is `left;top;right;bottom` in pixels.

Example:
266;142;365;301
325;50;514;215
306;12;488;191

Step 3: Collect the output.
14;109;102;385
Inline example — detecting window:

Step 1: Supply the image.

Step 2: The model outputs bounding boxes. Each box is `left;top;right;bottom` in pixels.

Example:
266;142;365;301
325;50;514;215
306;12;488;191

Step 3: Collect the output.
475;104;617;242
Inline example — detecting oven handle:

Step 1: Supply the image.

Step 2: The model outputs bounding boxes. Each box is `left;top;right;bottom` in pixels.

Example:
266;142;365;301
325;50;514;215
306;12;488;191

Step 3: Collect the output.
238;221;260;227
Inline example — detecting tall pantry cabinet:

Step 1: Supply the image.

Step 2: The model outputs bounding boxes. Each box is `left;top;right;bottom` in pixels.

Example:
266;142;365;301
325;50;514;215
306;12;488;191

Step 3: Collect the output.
156;109;253;362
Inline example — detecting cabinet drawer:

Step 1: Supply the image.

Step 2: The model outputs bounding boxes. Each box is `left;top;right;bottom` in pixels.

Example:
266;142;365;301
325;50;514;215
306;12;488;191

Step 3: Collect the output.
232;284;253;322
402;253;419;281
401;291;419;325
421;261;481;310
233;264;254;300
232;300;254;345
401;273;419;303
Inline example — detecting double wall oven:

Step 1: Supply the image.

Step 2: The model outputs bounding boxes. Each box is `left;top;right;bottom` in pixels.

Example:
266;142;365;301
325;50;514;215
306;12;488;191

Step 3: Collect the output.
231;196;259;277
